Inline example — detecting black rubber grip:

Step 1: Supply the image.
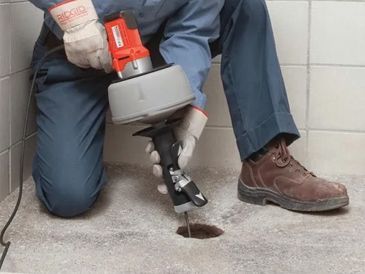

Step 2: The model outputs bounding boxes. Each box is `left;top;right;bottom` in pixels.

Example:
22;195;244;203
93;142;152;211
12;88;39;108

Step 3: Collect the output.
134;124;192;208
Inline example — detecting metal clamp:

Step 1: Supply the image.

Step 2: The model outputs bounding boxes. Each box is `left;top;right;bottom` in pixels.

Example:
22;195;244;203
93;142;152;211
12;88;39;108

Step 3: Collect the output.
169;168;208;207
169;169;192;192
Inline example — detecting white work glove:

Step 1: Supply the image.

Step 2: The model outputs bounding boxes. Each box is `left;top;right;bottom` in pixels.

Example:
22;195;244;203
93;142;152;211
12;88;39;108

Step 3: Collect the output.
145;106;208;194
49;0;112;72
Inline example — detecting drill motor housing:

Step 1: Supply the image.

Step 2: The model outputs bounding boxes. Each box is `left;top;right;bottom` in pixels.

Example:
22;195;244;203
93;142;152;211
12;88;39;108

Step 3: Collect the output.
104;11;153;79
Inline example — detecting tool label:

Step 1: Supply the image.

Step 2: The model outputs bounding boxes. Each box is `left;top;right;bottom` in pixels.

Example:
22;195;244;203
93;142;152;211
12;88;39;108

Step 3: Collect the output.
112;25;124;48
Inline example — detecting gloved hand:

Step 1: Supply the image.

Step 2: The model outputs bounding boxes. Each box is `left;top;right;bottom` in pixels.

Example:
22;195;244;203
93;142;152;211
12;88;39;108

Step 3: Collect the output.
145;106;208;194
49;0;112;72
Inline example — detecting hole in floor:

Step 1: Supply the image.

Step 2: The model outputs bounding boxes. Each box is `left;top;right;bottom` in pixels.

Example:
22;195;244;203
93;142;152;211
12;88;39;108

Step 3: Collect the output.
176;224;224;239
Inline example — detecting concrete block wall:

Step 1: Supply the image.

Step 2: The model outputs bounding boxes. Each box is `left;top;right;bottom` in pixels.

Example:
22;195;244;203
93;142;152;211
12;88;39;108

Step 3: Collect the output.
0;1;42;202
104;0;365;176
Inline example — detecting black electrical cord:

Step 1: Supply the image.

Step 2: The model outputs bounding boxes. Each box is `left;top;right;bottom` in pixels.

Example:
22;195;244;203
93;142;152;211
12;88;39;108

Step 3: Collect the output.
0;45;64;269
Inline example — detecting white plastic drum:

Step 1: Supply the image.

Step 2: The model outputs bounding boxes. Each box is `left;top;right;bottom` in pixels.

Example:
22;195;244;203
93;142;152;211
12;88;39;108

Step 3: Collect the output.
108;65;195;125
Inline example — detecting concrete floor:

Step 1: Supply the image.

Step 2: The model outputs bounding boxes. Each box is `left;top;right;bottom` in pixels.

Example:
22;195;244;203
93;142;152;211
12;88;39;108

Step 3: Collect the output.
0;164;364;274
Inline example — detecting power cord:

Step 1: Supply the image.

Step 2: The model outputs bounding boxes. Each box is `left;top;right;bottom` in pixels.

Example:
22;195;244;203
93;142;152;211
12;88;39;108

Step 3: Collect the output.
0;45;64;269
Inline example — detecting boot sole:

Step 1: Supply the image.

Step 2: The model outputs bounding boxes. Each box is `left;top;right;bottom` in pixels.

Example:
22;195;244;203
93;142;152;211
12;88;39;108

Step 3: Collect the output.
238;179;349;212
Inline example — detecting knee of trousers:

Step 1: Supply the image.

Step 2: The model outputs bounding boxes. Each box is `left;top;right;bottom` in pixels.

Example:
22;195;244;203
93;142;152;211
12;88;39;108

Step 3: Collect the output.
34;169;103;218
238;0;269;23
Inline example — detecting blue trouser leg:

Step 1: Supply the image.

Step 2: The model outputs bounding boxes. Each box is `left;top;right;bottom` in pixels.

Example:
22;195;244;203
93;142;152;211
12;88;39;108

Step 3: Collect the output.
215;0;300;160
31;28;113;218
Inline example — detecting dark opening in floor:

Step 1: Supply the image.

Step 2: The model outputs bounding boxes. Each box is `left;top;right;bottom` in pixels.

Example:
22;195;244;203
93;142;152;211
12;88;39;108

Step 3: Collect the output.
176;224;224;239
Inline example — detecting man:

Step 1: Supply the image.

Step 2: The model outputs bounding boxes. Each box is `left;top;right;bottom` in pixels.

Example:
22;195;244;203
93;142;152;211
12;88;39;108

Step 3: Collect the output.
29;0;349;218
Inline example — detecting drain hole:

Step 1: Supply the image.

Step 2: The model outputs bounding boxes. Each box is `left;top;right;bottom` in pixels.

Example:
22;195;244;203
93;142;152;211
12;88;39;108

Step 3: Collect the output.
176;224;224;239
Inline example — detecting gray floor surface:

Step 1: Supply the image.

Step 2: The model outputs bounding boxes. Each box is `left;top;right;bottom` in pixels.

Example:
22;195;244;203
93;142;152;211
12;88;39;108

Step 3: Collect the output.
0;164;364;274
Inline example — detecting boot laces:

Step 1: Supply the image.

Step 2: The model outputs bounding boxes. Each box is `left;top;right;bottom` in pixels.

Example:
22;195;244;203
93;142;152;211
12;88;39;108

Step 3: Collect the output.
273;140;312;176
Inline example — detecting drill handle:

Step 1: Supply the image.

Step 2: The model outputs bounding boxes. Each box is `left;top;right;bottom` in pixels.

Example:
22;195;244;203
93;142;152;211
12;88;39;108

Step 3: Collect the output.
134;123;208;212
152;129;209;208
152;130;193;210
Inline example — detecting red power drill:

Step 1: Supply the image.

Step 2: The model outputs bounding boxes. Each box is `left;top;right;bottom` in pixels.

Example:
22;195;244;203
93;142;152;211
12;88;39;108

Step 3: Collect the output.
103;11;208;217
104;11;153;79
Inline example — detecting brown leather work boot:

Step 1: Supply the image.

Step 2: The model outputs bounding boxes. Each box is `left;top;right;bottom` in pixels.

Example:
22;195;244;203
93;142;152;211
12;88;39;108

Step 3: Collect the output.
238;138;349;211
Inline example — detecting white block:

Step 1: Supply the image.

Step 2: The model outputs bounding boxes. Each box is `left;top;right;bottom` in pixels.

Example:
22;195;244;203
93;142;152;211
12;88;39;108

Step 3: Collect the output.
308;131;365;176
191;127;241;170
10;2;43;73
0;150;9;202
0;4;11;76
311;1;365;65
282;66;307;129
267;1;309;65
309;67;365;131
104;124;150;165
0;77;10;152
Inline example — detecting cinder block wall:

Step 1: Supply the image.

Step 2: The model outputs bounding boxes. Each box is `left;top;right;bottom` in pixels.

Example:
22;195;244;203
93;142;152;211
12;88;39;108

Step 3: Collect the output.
0;0;364;203
0;1;42;202
104;0;365;176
